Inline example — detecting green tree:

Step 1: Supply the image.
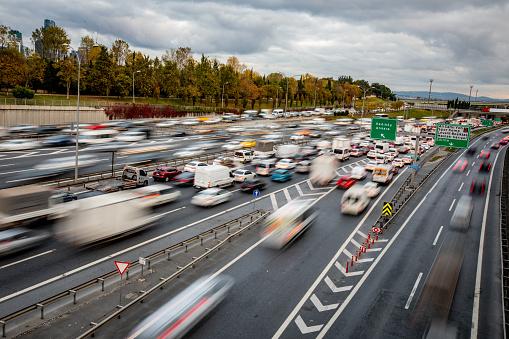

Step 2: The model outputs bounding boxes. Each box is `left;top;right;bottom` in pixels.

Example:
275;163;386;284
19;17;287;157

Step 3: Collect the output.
55;58;78;99
31;26;70;62
88;46;114;97
0;48;25;93
80;35;95;64
111;39;130;66
22;54;46;90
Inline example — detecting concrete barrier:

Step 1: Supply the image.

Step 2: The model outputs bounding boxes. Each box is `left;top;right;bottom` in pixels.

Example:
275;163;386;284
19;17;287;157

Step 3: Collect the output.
0;105;107;126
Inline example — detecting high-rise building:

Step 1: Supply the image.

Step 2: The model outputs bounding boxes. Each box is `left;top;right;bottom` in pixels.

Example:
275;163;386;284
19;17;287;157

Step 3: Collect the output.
8;30;23;54
44;19;55;29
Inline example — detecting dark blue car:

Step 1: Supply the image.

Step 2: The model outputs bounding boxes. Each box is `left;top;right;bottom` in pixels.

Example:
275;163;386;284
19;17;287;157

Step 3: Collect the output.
271;169;293;182
41;135;75;147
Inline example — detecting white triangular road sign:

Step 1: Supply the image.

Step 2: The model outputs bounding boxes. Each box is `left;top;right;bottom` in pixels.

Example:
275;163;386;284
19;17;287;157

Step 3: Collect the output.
115;261;130;275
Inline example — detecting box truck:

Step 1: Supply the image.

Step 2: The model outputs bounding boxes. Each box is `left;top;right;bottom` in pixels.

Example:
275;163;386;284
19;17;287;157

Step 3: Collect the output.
332;137;351;161
194;165;235;189
275;144;299;159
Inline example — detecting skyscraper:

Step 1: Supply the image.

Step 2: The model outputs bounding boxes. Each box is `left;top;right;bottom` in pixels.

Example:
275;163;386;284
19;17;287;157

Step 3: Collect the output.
8;30;23;54
44;19;55;29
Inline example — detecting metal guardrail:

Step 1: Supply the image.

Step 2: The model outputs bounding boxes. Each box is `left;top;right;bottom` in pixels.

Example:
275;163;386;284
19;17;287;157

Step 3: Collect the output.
501;142;509;337
0;209;269;338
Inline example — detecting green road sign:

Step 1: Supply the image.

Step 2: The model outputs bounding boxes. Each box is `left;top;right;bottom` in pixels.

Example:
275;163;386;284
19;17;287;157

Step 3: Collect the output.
370;118;397;141
495;118;501;121
482;120;494;126
434;123;470;149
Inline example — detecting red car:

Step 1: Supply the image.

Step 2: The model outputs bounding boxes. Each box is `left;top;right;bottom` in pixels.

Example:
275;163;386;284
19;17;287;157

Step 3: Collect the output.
152;166;183;182
336;175;357;189
479;150;490;158
453;159;468;172
500;139;508;145
470;180;485;194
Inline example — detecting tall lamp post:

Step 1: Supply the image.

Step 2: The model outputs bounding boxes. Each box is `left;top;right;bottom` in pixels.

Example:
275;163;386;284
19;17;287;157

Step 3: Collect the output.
132;70;140;103
428;79;434;104
68;46;81;182
221;81;229;109
468;85;473;107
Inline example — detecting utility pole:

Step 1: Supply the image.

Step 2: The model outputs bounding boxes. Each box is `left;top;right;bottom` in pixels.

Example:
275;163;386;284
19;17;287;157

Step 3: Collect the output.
428;79;434;104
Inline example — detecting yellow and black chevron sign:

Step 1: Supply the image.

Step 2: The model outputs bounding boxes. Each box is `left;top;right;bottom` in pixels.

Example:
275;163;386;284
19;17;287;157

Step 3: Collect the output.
382;202;393;216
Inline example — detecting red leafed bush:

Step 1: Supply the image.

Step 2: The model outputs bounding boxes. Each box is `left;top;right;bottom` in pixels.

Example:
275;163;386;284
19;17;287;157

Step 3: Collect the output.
104;104;188;120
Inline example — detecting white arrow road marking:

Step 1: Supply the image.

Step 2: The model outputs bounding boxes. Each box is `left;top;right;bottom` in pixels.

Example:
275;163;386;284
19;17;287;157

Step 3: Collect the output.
343;249;374;263
283;188;292;202
351;238;362;248
356;230;367;238
366;248;382;252
294;315;323;334
335;262;364;276
310;294;339;312
324;276;353;293
295;184;304;196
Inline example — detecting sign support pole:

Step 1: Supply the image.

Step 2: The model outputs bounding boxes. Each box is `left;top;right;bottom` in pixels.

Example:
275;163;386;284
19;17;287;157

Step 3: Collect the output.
410;134;420;187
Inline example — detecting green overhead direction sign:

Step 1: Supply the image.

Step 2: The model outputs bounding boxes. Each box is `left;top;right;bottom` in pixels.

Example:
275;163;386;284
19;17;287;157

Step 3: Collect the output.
434;123;470;149
482;120;494;126
370;117;397;141
495;118;501;121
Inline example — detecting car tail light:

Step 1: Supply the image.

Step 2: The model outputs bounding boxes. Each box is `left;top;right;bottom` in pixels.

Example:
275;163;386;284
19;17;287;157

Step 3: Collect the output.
482;182;485;194
470;180;475;193
479;162;483;170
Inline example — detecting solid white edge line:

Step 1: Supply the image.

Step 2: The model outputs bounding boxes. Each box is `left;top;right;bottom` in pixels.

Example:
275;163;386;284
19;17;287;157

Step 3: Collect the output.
316;153;458;339
405;272;423;309
471;148;501;338
449;199;456;212
272;168;408;339
0;249;55;270
433;226;443;246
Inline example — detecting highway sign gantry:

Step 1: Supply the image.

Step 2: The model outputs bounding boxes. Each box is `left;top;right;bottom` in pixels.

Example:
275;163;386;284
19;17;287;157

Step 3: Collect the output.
382;202;393;216
370;118;397;141
434;123;471;149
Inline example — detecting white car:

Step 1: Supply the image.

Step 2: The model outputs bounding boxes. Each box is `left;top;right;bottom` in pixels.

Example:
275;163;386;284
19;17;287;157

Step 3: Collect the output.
0;139;41;151
132;184;181;207
115;131;146;142
350;166;367;180
226;126;245;133
290;134;306;140
222;141;243;151
375;155;388;164
363;181;381;198
181;118;199;125
174;148;205;158
184;161;208;172
191;188;232;207
156;119;180;127
233;169;256;182
204;117;223;124
275;158;296;169
421;143;430;150
392;158;404;168
365;160;378;171
367;150;377;158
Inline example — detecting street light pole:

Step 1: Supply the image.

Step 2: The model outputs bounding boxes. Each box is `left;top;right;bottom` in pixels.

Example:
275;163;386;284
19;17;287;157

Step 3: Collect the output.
133;70;140;104
468;85;473;107
221;81;229;109
68;46;81;183
428;79;434;104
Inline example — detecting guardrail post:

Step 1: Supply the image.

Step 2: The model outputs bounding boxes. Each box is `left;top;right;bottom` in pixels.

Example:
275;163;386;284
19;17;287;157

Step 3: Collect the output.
37;303;44;319
1;320;5;338
98;278;105;291
126;270;129;280
69;290;77;304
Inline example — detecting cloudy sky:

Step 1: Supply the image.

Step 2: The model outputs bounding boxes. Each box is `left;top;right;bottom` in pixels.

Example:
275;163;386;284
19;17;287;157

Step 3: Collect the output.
2;0;509;99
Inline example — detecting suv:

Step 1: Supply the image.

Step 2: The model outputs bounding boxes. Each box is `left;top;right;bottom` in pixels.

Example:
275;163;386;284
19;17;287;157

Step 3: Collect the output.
152;166;182;182
234;150;254;163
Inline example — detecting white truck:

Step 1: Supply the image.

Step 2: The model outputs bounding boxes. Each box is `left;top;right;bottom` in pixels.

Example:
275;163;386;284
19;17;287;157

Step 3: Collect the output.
275;144;299;159
194;165;235;189
372;164;393;185
375;142;390;154
332;137;351;161
310;154;337;185
254;140;275;158
54;192;158;247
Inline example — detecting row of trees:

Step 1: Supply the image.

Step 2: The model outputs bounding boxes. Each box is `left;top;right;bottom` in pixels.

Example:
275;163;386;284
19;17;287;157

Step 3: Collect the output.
0;24;397;109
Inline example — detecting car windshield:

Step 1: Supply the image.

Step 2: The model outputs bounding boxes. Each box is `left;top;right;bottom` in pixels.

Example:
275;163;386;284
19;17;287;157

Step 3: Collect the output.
234;170;244;175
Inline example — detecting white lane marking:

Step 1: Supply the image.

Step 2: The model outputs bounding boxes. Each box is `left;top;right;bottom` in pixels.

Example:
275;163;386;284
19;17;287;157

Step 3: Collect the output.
405;272;423;309
351;238;362;248
48;149;66;155
472;162;475;166
357;230;367;238
433;226;443;246
471;149;501;338
466;169;471;176
0;163;16;167
458;182;464;191
0;249;56;270
283;188;292;202
449;199;456;212
324;276;353;293
335;262;364;276
0;179;323;304
295;315;323;334
310;294;339;312
295;184;304;196
0;168;36;175
366;248;382;252
344;248;373;263
307;179;315;190
315;146;463;339
270;193;278;211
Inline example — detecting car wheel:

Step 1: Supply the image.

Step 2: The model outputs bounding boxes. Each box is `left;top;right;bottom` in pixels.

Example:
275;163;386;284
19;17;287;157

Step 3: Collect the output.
131;175;137;180
143;181;148;186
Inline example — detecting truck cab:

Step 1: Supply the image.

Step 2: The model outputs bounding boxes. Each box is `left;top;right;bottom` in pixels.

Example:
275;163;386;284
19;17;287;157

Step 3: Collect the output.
122;166;149;186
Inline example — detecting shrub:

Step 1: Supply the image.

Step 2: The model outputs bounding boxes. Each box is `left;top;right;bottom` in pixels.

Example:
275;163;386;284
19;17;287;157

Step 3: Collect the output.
12;86;35;99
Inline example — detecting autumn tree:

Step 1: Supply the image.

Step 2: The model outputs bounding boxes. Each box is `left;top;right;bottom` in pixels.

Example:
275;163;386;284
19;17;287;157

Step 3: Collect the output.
80;35;95;64
0;48;25;93
87;46;114;97
31;25;70;62
0;25;9;48
111;39;130;66
55;58;78;99
22;54;46;90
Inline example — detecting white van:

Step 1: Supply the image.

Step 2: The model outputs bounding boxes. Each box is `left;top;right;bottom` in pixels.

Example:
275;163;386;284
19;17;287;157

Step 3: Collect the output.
80;129;119;145
272;109;284;116
234;150;254;163
375;142;389;154
372;164;393;185
194;165;235;189
340;185;370;215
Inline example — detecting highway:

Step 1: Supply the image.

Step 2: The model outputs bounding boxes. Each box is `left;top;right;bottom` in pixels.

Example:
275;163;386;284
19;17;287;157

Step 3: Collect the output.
0;123;505;338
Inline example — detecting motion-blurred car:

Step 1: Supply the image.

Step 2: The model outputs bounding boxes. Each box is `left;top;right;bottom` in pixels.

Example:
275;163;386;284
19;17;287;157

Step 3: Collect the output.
341;185;370;215
491;142;500;149
155;119;179;127
350;166;367;180
365;160;378;171
115;131;147;142
222;141;243;151
181;118;199;125
204;117;223;124
392;158;404;167
191;187;232;207
470;180;485;194
296;160;311;173
500;139;508;145
192;140;221;150
479;150;490;158
233;169;256;182
363;181;381;198
241;139;256;148
239;179;266;192
174;147;205;158
450;195;473;231
275;158;296;169
184;161;208;172
479;161;491;172
169;129;187;137
466;146;477;156
0;139;41;151
260;199;318;249
271;169;293;182
212;157;234;167
293;152;312;162
256;161;276;176
173;172;195;186
290;133;306;140
152;166;182;182
350;149;361;157
41;135;75;147
0;228;52;257
336;175;357;189
126;275;234;339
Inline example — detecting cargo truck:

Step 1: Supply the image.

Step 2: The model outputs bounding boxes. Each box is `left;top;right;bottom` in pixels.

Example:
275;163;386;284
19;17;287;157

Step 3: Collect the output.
194;165;235;189
275;144;299;159
332;137;351;161
310;154;337;185
85;165;149;193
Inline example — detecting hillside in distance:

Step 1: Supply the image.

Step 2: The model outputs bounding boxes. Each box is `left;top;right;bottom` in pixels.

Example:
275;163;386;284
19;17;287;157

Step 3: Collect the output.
393;91;504;102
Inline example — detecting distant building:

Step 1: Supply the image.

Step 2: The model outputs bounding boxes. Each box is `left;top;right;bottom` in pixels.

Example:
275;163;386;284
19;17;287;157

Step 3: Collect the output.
7;29;23;54
44;19;55;29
